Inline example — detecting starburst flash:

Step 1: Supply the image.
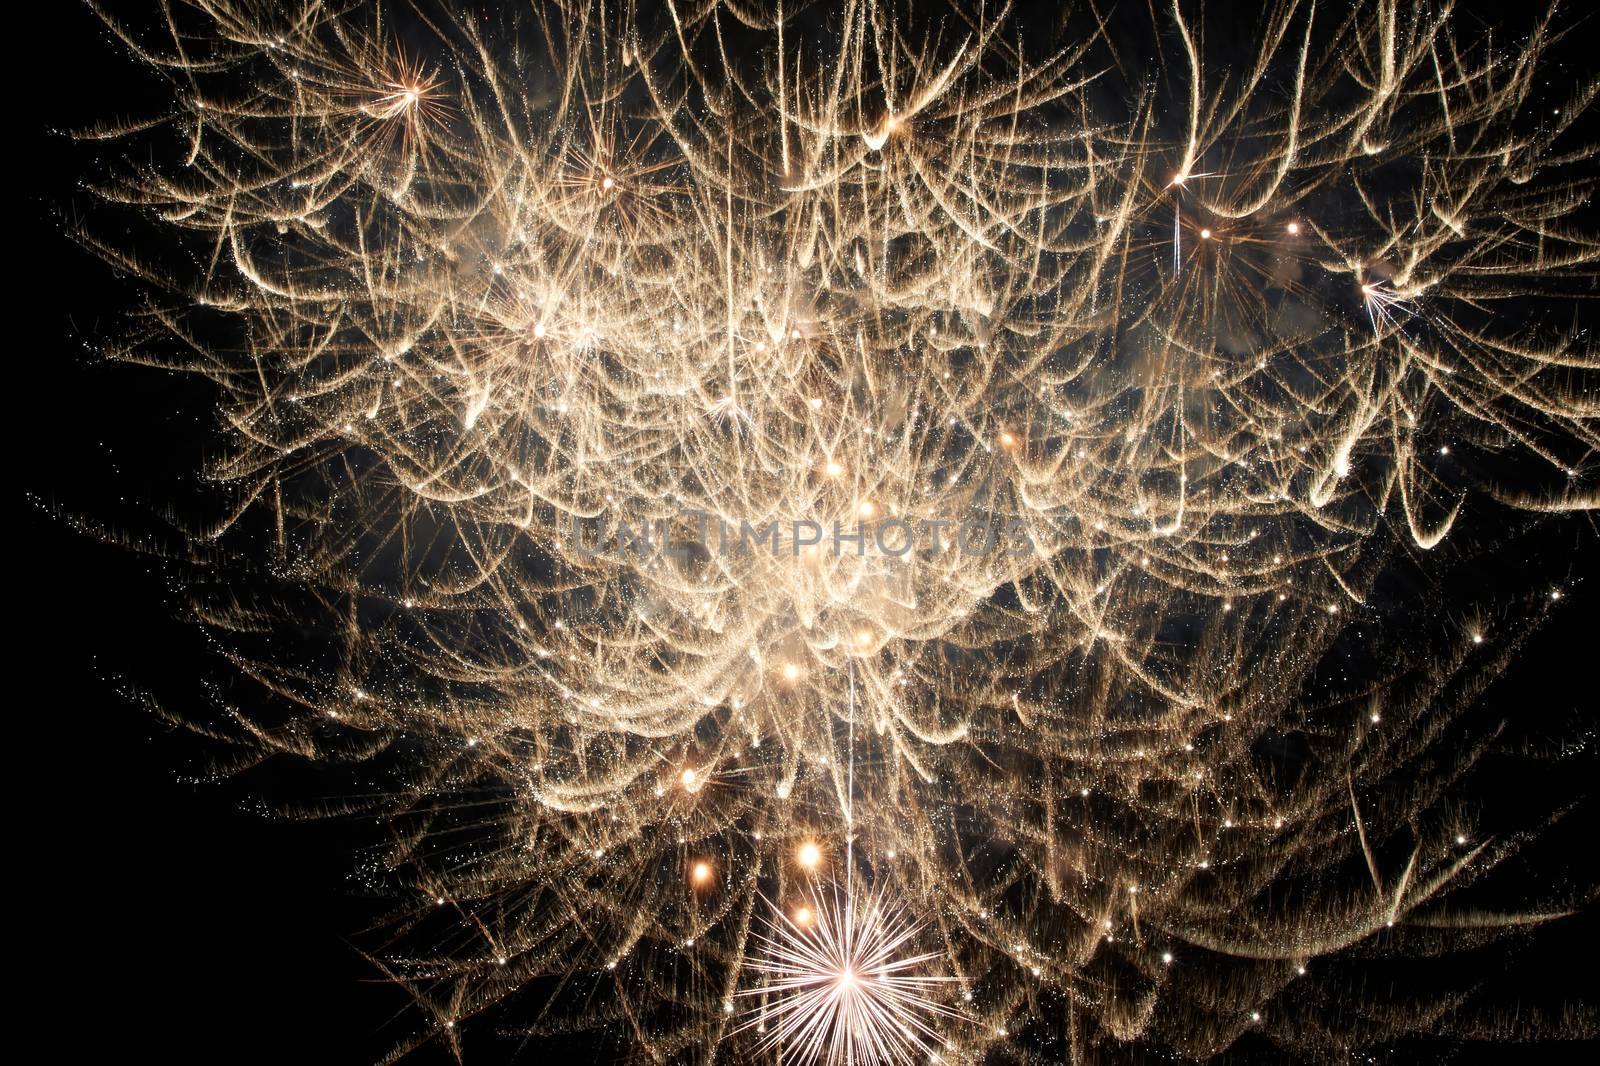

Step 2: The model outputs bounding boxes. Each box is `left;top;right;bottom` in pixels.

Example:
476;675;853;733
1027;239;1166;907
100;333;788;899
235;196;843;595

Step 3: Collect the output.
739;882;961;1066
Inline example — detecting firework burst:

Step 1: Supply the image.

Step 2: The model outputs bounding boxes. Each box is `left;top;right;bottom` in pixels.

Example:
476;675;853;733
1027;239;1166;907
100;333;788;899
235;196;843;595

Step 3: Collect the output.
740;883;961;1066
68;0;1596;1060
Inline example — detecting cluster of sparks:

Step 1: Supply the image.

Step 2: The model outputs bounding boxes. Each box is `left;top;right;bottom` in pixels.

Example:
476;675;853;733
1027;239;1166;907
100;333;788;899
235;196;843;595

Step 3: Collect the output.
739;882;959;1066
74;0;1596;1062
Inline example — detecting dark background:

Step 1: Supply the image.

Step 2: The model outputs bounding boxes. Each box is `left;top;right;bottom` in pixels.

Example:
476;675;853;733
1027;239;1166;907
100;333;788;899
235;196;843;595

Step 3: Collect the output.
20;2;1597;1062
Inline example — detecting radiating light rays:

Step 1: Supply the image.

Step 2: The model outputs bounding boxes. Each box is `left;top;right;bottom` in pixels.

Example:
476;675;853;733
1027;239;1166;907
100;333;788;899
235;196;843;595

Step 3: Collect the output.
738;884;961;1066
1360;279;1414;336
368;70;444;124
704;390;751;429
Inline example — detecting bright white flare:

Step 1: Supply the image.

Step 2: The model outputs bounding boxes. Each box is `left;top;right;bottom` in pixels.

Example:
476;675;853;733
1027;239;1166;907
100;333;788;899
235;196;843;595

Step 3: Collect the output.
738;884;959;1066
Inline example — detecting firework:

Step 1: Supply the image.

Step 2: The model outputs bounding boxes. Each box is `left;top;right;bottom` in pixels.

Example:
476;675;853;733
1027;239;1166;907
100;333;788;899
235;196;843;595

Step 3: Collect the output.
71;0;1595;1060
739;883;960;1066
